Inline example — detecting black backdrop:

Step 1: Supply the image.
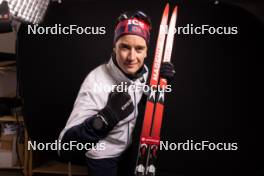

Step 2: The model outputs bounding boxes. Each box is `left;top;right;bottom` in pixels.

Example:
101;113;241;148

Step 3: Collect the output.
17;0;263;175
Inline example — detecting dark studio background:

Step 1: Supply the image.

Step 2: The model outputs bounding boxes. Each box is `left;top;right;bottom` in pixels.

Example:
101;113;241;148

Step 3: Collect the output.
15;0;263;175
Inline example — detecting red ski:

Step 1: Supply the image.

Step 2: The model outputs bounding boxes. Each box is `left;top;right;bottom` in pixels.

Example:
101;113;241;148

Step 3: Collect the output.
135;4;178;176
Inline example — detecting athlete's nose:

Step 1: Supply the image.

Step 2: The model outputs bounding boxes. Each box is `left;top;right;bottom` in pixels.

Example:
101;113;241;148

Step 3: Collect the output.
128;48;136;61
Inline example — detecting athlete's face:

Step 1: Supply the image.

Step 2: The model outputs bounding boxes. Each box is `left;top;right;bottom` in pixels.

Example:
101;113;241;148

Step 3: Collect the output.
114;35;147;75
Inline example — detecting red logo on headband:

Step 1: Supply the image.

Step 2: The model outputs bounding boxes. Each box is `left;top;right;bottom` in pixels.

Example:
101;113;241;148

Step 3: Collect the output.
114;17;150;43
127;19;145;28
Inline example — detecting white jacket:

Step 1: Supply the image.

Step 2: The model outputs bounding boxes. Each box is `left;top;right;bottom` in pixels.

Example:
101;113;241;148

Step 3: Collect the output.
59;58;148;159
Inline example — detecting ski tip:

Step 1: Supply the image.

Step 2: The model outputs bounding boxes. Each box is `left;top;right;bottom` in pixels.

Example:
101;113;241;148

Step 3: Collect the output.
173;5;178;13
164;3;169;15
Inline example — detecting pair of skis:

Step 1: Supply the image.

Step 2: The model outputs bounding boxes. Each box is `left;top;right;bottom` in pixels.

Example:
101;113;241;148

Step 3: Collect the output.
135;3;178;176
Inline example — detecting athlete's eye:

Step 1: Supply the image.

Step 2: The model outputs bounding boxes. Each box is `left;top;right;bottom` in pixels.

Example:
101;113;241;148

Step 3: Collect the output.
119;44;130;50
136;46;145;53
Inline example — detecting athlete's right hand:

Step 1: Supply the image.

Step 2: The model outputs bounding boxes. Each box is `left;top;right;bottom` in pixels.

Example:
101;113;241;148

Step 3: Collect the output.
91;90;134;132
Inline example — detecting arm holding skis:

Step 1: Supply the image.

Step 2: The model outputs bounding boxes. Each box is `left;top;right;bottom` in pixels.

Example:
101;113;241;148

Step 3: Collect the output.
58;78;134;161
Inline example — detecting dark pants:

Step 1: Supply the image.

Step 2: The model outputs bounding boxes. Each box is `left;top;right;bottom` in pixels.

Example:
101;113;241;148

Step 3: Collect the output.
86;145;137;176
86;156;119;176
86;95;146;176
86;144;138;176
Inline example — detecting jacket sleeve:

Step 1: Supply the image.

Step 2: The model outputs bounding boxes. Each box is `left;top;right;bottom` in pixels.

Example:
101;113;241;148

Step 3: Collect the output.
58;72;107;161
59;115;102;162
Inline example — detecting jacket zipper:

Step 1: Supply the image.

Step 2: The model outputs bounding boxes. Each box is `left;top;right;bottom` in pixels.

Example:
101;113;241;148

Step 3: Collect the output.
127;84;137;146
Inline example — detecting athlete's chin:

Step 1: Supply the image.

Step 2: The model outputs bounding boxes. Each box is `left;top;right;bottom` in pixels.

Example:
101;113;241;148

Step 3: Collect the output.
123;67;139;75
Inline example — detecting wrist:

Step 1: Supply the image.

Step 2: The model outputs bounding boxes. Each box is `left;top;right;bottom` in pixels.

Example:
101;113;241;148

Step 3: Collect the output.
91;114;108;131
98;106;118;128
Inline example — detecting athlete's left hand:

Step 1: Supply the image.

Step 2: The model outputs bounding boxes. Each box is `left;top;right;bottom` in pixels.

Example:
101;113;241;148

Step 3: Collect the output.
159;62;176;83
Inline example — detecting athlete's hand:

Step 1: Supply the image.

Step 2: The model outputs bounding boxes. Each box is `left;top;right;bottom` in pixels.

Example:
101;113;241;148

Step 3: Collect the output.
160;62;176;83
94;90;134;131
